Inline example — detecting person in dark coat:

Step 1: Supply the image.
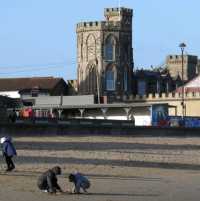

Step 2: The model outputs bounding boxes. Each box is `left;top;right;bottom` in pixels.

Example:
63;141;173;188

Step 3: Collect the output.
1;136;17;171
37;166;63;194
9;109;17;123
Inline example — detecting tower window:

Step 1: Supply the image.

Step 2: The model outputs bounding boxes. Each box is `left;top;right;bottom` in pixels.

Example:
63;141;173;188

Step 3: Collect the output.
106;69;115;91
105;35;116;61
86;65;97;94
86;34;96;61
124;70;128;91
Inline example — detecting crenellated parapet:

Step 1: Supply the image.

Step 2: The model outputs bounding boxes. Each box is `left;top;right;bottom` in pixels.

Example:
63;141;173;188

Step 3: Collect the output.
76;7;133;33
122;92;200;102
104;7;133;18
104;7;133;13
77;21;101;29
76;21;122;32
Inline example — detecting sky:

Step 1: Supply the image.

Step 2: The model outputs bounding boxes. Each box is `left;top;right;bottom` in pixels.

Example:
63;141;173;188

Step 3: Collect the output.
0;0;200;81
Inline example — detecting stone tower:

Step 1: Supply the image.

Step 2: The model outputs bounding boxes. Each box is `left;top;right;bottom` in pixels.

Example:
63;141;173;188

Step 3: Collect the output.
166;55;198;82
76;7;133;103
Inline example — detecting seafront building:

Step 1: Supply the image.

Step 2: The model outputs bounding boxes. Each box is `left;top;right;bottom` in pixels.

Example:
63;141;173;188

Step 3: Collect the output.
1;7;200;123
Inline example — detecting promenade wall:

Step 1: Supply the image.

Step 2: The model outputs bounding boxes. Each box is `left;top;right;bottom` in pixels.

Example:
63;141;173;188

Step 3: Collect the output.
0;119;200;136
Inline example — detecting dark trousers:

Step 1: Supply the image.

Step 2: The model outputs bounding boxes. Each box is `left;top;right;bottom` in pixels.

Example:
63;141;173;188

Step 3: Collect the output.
5;155;15;170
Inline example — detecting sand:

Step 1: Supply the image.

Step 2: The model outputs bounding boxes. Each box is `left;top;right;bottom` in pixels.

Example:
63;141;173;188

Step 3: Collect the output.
1;135;200;200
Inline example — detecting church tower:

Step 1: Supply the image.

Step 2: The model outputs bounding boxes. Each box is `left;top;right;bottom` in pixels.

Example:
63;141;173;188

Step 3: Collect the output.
76;7;133;102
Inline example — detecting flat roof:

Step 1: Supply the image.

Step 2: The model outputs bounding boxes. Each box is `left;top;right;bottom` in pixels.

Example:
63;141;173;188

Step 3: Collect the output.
30;103;173;110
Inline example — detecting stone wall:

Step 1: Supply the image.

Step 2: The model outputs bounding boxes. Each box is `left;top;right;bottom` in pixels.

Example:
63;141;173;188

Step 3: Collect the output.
123;92;200;117
166;55;198;81
1;120;200;136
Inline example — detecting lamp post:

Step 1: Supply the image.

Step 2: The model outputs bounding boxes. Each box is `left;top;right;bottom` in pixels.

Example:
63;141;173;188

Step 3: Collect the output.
179;42;186;121
95;58;100;104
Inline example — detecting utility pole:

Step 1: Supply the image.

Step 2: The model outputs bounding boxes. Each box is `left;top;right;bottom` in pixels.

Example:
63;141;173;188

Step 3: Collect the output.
179;42;186;122
96;58;100;104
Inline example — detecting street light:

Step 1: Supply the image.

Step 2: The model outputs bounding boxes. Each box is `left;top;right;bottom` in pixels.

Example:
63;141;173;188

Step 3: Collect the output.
95;58;100;104
179;42;186;121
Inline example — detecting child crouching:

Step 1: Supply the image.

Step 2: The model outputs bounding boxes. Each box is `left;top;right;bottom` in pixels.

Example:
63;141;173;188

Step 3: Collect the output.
68;172;90;194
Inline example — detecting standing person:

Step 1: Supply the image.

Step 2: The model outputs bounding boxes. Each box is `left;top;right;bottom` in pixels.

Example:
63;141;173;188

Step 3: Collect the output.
9;109;17;123
68;172;90;194
37;166;63;194
1;136;17;171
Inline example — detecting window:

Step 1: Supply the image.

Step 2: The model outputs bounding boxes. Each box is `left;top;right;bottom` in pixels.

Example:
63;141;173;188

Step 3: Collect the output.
124;70;128;91
86;65;97;94
105;36;116;61
31;90;38;97
106;70;115;91
89;67;97;92
138;80;146;96
124;42;129;61
86;34;96;61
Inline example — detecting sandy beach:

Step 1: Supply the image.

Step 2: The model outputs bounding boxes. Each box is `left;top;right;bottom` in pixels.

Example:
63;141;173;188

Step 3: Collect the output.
1;134;200;201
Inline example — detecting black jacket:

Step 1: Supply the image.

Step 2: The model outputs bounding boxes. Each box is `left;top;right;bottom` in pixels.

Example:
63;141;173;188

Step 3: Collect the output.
37;169;61;193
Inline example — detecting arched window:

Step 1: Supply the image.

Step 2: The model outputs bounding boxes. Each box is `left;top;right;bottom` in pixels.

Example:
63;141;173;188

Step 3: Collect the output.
86;65;97;93
124;42;129;61
124;70;128;91
86;34;96;61
105;35;116;61
106;68;115;91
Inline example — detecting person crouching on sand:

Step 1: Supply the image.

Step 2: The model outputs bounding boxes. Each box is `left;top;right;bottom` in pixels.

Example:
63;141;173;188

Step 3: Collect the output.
37;166;63;194
68;172;90;194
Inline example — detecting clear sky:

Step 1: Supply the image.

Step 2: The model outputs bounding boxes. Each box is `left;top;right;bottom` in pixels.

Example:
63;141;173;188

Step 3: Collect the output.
0;0;199;80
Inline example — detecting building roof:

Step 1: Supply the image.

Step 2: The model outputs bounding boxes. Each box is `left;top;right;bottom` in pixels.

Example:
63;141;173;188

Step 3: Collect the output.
135;70;163;79
176;74;200;93
0;77;66;92
183;74;200;88
34;95;94;107
30;101;169;110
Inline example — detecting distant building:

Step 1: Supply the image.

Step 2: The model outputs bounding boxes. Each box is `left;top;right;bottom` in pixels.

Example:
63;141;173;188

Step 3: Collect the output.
134;70;181;96
176;74;200;93
77;7;134;102
0;77;68;105
166;55;198;82
76;7;200;102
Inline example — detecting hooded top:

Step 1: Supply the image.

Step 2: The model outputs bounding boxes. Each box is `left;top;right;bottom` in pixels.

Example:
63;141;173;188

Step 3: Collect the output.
69;172;90;193
1;137;7;144
1;136;17;156
1;136;12;144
